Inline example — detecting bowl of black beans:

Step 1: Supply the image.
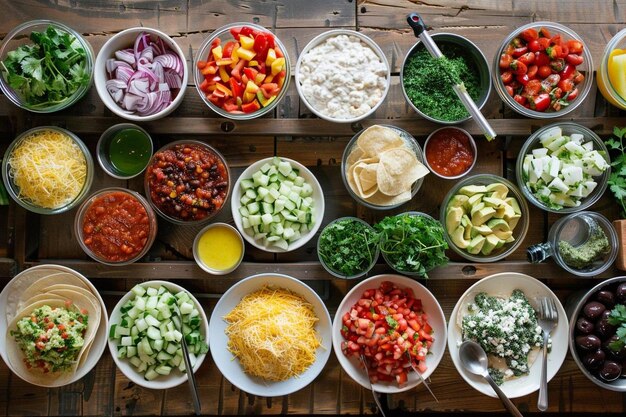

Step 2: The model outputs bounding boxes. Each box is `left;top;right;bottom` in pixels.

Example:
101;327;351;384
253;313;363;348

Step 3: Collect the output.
570;277;626;391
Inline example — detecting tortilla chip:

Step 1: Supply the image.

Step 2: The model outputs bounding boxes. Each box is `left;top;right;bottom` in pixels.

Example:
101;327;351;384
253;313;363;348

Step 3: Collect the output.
352;162;379;198
346;145;365;167
357;125;405;157
365;190;412;206
377;148;428;196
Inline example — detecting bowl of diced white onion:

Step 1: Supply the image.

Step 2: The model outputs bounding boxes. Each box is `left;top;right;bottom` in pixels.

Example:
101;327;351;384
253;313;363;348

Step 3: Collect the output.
231;156;325;253
516;122;611;213
107;281;209;389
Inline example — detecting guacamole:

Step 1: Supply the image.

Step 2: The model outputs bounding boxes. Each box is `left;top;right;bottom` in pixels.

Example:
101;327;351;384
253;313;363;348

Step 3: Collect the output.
10;305;88;373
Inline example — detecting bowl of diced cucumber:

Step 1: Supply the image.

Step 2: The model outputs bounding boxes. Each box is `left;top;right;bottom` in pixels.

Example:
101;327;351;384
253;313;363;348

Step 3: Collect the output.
516;122;611;213
231;156;325;252
108;281;209;389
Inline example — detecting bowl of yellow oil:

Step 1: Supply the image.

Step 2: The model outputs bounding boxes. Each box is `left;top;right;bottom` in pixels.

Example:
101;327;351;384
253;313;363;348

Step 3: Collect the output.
97;123;153;179
193;222;244;275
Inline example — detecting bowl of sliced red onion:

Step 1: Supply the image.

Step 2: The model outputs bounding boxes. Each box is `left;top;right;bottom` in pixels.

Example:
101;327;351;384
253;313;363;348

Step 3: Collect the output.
94;27;188;121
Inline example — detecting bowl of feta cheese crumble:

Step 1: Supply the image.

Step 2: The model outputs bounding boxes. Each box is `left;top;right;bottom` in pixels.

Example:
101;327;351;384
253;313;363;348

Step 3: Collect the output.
295;30;390;123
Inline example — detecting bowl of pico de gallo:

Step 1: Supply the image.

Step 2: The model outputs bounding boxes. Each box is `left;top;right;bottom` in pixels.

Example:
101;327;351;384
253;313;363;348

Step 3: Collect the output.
332;274;446;393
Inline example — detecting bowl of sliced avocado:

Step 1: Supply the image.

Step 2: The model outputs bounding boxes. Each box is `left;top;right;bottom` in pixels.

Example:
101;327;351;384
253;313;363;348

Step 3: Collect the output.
440;174;530;262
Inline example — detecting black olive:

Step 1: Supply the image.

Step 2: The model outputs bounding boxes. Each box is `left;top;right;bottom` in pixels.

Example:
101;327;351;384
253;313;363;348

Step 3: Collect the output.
599;360;622;382
576;334;602;351
583;349;606;370
617;283;626;304
576;317;595;334
595;318;617;340
583;301;606;321
595;290;616;309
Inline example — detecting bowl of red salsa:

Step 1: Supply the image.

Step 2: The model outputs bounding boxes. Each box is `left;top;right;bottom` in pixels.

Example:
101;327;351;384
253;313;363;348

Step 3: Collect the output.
144;140;230;225
75;188;157;265
424;127;476;179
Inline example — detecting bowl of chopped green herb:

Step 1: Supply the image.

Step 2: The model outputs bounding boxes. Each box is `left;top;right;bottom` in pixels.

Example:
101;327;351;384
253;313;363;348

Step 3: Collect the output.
375;212;448;278
400;33;491;124
317;217;380;279
0;20;93;113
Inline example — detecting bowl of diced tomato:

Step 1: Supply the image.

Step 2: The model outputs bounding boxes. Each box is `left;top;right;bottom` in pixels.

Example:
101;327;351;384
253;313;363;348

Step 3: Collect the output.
332;275;447;394
194;23;290;119
493;22;593;118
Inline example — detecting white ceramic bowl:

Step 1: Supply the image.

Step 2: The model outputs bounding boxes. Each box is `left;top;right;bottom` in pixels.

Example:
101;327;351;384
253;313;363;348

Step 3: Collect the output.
448;272;568;398
332;274;447;394
94;27;188;121
0;264;108;387
231;157;325;252
108;280;209;389
209;273;332;397
295;29;390;123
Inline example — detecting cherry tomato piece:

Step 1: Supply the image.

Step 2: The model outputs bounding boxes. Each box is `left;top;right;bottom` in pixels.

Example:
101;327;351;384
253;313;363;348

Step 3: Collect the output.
530;93;551;111
528;39;542;52
514;94;527;106
520;28;539;42
565;54;584;66
527;64;538;79
523;79;542;97
567;88;579;100
518;52;535;66
558;78;574;93
499;54;513;69
510;60;527;75
567;40;584;54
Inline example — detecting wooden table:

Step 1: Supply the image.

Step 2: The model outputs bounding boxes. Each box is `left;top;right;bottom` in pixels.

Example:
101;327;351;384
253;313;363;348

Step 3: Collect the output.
1;0;625;415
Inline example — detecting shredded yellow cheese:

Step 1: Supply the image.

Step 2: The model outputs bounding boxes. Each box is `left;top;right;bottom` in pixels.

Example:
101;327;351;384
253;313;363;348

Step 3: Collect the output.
224;286;322;381
8;130;87;209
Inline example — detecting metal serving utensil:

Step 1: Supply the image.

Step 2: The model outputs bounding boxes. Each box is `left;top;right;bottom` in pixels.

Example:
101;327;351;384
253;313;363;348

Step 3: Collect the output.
537;296;558;411
406;12;497;141
172;302;202;416
359;354;387;417
405;350;438;402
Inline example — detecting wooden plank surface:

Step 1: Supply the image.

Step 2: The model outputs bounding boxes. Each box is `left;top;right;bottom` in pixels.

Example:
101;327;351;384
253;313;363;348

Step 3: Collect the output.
2;0;626;416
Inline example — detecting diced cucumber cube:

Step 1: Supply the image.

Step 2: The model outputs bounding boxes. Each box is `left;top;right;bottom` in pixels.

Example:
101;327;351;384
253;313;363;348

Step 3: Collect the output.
131;285;147;297
240;178;255;190
247;202;260;215
278;161;292;176
261;213;273;225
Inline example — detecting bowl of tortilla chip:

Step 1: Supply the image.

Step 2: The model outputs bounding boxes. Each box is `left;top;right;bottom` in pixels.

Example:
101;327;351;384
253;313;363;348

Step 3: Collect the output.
341;124;429;210
0;264;107;387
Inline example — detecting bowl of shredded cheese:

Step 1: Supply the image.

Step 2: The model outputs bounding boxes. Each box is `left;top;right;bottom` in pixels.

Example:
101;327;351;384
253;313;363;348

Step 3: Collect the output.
208;273;332;397
2;126;94;214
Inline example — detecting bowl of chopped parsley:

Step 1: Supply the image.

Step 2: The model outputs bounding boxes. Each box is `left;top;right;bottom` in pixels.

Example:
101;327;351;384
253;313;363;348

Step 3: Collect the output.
317;217;380;279
376;212;448;278
0;20;94;113
400;33;491;124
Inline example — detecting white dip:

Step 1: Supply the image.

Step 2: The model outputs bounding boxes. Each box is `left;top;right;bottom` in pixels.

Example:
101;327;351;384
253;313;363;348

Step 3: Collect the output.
298;34;388;119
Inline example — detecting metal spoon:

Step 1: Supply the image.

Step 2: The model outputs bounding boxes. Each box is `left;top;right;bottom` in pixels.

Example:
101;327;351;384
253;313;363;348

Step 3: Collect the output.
459;341;523;417
406;12;497;141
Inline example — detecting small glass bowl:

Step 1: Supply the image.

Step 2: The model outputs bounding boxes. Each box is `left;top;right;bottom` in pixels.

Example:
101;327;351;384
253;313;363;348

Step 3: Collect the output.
295;29;390;123
0;20;94;113
1;126;94;214
94;27;188;122
424;126;477;180
74;187;158;266
516;122;610;214
144;140;230;226
597;28;626;110
193;222;244;275
493;22;593;119
97;123;153;180
440;174;530;263
194;22;290;120
341;124;425;210
400;33;491;124
317;217;380;279
527;211;617;277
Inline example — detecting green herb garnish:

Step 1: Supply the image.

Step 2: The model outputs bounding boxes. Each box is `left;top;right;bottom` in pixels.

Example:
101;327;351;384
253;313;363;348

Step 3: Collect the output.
1;25;90;109
385;315;398;330
375;213;448;278
318;218;380;277
605;126;626;217
607;304;626;352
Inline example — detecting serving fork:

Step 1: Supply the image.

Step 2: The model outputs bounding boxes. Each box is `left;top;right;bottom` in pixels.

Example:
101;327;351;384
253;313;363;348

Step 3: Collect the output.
537;297;558;412
359;354;387;417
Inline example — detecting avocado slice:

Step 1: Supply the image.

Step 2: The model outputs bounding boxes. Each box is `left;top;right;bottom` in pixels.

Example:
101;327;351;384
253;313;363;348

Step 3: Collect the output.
502;204;517;220
504;235;515;243
486;183;509;199
446;206;464;233
481;234;501;255
472;224;493;236
448;194;469;209
471;207;496;226
461;214;471;227
467;235;486;254
495;237;506;249
470;202;486;217
464;223;473;240
459;185;488;197
487;218;510;233
467;193;485;208
451;225;470;249
506;214;521;230
493;229;513;240
482;196;505;208
504;197;522;215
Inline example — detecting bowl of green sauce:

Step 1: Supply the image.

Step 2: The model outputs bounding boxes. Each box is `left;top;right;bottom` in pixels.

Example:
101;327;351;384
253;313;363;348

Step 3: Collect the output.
97;123;153;179
400;33;491;124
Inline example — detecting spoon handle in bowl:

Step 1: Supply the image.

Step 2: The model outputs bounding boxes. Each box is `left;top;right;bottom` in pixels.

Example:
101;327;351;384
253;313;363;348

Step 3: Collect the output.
485;373;524;417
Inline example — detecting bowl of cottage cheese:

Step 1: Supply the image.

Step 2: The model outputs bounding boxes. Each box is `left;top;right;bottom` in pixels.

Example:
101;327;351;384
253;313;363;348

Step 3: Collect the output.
295;30;390;123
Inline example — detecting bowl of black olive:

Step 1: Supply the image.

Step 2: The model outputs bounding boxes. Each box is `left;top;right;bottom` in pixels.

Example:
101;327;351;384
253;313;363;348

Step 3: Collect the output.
570;276;626;391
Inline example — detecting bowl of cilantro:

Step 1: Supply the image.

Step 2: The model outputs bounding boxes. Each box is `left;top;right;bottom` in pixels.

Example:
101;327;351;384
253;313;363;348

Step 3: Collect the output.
375;212;449;278
0;20;94;113
317;217;380;279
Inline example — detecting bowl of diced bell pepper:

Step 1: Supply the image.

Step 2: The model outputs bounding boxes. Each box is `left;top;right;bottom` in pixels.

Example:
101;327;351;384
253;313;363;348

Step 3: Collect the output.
194;23;290;119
